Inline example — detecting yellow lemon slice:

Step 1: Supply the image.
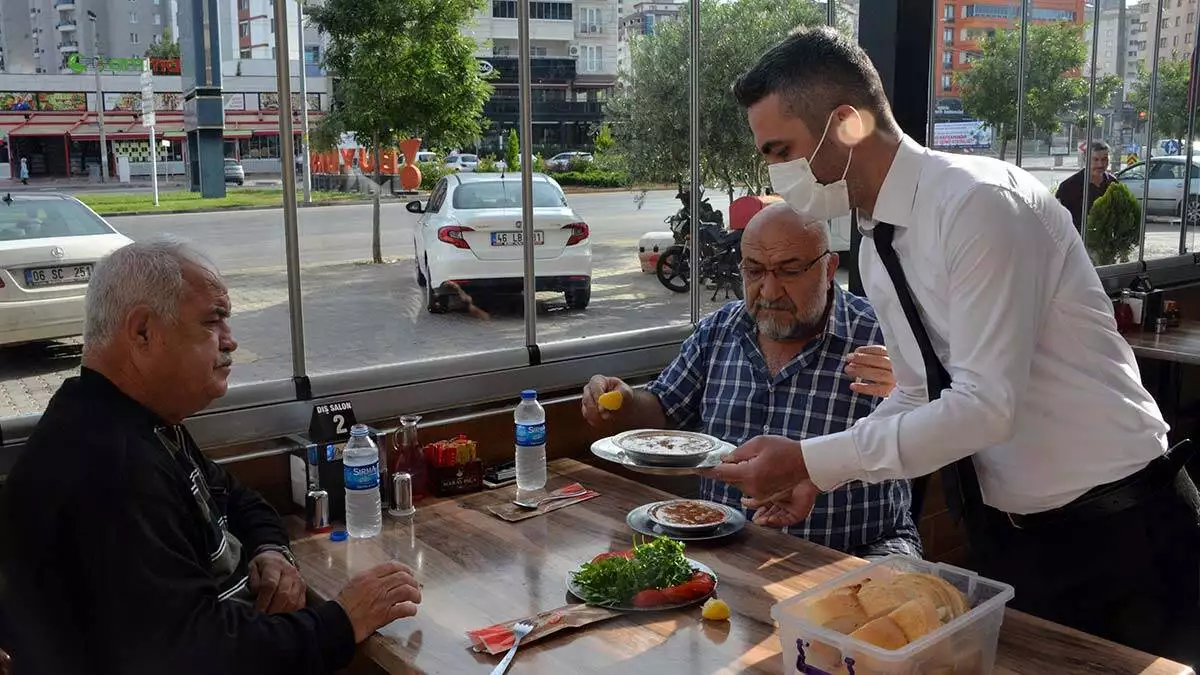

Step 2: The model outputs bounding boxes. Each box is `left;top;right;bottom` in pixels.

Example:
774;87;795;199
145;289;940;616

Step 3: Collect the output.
598;391;624;411
701;598;731;621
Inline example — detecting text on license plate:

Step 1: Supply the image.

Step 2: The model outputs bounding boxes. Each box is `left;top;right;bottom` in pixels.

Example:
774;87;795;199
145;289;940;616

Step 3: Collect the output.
490;231;544;246
25;264;93;287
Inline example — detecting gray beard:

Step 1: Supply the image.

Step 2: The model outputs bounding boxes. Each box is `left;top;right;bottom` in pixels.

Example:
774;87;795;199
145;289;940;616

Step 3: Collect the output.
754;286;832;341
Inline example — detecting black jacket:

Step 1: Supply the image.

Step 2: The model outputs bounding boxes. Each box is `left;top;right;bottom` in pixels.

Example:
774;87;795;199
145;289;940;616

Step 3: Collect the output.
0;368;355;675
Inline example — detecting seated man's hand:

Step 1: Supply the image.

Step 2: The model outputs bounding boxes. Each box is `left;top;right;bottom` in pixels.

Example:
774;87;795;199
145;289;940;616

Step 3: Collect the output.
337;562;422;643
845;345;895;397
249;549;307;614
700;435;809;500
0;647;10;675
743;481;821;527
581;375;633;428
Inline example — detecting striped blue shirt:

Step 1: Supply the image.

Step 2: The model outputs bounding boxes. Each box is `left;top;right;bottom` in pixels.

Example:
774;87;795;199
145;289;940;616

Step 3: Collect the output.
646;285;921;558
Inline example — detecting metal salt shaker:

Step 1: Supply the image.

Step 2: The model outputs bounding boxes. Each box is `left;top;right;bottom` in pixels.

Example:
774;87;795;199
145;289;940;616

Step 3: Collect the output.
388;472;416;518
306;488;332;532
1155;317;1169;334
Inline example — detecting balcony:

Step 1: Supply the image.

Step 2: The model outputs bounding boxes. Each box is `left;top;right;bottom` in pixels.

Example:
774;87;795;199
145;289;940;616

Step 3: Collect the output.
577;24;606;36
480;57;577;85
56;20;77;32
483;98;605;123
58;41;78;52
54;1;76;10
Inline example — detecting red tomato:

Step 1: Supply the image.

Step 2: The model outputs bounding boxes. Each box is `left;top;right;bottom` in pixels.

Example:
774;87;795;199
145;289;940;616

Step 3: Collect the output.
591;550;634;564
661;572;716;604
632;589;670;607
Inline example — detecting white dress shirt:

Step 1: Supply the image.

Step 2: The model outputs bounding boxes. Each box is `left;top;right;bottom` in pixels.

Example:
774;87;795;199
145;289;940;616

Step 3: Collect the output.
803;135;1168;514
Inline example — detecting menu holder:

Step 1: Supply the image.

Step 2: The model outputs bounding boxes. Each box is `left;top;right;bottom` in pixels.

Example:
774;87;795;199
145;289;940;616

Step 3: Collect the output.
430;458;484;497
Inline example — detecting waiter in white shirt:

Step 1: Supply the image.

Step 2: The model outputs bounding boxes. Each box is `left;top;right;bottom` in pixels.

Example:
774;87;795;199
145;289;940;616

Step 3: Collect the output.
707;26;1200;661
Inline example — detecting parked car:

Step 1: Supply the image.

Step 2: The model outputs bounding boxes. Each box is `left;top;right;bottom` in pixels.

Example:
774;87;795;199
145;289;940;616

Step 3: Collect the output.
415;151;439;164
409;172;592;313
0;194;134;346
444;154;480;172
223;158;245;186
547;152;594;171
1116;156;1200;225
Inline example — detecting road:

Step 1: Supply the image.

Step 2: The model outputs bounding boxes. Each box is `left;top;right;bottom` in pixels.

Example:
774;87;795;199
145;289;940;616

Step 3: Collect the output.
1;180;1196;418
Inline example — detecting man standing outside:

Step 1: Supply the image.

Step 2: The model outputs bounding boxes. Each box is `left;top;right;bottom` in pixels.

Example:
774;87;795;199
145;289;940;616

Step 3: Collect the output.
706;26;1200;662
1055;140;1117;233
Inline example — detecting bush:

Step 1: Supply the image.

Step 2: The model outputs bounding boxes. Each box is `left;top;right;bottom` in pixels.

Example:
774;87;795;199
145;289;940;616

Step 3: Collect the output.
1086;182;1141;265
553;169;629;188
505;130;520;172
475;156;501;173
416;161;453;190
533;154;547;173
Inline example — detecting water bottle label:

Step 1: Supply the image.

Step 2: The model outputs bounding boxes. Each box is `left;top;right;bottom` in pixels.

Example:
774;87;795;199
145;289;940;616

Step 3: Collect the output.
516;423;546;447
344;461;380;491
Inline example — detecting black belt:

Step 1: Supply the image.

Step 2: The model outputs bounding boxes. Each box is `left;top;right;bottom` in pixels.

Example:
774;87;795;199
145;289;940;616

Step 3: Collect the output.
1004;439;1196;530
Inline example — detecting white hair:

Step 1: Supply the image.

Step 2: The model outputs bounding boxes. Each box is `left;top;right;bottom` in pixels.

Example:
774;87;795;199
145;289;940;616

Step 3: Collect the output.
83;237;220;350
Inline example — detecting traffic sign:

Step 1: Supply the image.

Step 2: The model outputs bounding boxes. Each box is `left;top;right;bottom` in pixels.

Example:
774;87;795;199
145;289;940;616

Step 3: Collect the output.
140;61;155;127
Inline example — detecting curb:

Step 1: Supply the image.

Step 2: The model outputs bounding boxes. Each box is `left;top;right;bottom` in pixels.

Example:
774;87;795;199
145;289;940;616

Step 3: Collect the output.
95;198;377;218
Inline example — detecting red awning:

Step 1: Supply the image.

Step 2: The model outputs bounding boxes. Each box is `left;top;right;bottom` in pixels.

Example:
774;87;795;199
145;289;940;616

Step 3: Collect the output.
69;122;140;141
8;124;75;137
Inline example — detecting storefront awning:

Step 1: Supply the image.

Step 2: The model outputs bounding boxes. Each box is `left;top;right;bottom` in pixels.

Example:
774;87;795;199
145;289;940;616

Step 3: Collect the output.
8;124;75;137
69;123;141;141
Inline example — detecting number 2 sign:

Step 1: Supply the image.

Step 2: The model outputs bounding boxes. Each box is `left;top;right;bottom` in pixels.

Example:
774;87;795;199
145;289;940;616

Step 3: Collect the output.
309;400;358;444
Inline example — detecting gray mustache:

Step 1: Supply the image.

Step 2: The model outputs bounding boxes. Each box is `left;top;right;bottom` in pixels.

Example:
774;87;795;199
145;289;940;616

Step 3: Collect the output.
756;299;796;311
216;353;234;368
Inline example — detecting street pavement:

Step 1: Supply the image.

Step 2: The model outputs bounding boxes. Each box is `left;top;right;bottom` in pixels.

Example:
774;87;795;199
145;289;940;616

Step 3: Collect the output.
2;163;1197;418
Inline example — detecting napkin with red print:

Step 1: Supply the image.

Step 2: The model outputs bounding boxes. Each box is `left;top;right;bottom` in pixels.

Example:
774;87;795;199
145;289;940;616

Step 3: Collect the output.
486;482;600;522
466;603;622;654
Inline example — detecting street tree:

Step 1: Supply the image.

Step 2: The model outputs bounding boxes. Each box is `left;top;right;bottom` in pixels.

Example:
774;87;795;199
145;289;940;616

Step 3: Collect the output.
606;0;826;200
308;0;492;263
505;129;520;171
956;21;1121;160
1129;58;1193;142
144;29;181;59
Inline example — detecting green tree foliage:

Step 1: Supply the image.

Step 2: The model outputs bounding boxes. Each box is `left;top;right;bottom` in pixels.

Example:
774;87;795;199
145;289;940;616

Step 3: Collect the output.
956;21;1121;161
505;129;520;172
605;0;826;198
308;0;492;263
1129;58;1193;142
144;29;181;59
1086;182;1141;265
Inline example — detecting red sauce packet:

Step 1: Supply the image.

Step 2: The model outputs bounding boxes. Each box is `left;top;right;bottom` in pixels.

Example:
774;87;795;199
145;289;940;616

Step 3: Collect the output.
466;603;622;655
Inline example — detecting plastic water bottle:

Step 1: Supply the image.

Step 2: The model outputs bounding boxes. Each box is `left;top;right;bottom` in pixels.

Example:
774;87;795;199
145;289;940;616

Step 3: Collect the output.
343;424;382;538
515;389;547;491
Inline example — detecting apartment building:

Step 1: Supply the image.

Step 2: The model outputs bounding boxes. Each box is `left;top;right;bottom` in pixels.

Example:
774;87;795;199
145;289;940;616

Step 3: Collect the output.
1084;1;1127;80
216;0;322;69
469;0;621;152
1;0;176;74
934;0;1086;100
616;0;682;73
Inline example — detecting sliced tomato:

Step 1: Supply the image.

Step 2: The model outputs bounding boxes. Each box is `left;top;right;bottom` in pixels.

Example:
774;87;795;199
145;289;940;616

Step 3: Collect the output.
591;550;634;564
661;572;716;604
631;589;670;607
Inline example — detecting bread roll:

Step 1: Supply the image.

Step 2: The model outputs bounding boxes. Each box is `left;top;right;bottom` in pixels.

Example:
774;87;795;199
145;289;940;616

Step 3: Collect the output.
849;615;909;650
887;597;942;642
856;578;924;620
803;591;869;634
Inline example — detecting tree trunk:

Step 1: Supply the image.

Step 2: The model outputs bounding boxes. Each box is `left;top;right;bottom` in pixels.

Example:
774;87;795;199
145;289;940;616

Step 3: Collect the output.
372;139;383;264
998;126;1009;162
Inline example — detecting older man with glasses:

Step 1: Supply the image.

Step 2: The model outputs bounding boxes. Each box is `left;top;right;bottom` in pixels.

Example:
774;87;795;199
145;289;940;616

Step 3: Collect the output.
582;202;919;558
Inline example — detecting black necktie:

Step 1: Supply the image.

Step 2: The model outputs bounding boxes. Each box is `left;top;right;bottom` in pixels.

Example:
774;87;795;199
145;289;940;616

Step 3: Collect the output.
871;221;980;523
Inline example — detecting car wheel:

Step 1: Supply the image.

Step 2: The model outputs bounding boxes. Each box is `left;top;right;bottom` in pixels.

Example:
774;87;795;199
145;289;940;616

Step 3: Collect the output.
416;251;427;287
565;284;591;310
1184;195;1200;226
426;281;448;314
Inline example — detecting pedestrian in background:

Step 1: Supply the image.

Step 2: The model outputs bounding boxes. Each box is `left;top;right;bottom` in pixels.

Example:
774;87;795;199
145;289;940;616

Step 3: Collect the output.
18;158;28;185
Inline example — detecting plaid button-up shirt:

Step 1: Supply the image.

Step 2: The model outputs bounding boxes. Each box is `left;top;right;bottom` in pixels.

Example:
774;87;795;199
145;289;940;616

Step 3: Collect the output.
646;285;921;559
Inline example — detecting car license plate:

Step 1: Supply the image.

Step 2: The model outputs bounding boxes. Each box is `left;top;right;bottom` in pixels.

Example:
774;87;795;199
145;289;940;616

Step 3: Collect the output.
25;264;93;287
491;231;544;247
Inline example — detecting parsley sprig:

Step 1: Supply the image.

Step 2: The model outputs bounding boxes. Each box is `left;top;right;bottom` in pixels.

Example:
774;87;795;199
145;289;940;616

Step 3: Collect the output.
571;536;693;606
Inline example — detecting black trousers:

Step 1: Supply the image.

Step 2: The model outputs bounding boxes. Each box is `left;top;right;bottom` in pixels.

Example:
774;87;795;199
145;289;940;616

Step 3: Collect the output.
964;469;1200;666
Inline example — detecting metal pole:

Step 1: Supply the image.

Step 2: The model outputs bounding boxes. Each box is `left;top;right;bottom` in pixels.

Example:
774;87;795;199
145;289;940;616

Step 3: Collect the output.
826;0;834;27
1140;0;1166;261
1079;0;1102;243
518;0;536;347
150;125;159;205
1014;0;1030;166
273;0;306;376
926;1;937;147
1178;9;1200;254
688;0;700;325
297;0;312;203
90;16;108;183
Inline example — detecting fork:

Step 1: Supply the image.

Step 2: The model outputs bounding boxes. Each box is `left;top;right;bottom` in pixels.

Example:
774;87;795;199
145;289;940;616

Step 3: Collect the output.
490;620;534;675
512;489;589;509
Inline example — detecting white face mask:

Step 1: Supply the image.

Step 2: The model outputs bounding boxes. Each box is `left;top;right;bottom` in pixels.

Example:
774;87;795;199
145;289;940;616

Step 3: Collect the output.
767;109;858;221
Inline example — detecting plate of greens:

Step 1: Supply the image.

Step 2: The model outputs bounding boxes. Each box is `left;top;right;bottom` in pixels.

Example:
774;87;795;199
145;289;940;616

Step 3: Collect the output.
566;536;718;611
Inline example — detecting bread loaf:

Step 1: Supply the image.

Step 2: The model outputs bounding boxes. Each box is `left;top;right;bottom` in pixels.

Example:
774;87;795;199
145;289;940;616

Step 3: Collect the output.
849;615;909;650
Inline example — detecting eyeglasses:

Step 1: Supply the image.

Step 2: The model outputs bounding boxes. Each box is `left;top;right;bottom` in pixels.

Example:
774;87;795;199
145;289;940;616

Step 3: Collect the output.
739;250;831;283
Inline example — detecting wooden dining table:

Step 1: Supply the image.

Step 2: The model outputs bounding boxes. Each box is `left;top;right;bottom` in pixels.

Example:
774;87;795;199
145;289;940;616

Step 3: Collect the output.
289;459;1194;674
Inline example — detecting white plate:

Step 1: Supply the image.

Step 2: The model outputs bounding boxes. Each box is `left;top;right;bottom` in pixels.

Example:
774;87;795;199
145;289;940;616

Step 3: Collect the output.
646;499;740;532
627;502;747;542
590;434;734;476
566;557;718;611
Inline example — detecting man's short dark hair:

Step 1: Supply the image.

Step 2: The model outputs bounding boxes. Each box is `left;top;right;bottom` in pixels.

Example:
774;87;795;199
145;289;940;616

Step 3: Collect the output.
1091;141;1111;154
732;25;894;134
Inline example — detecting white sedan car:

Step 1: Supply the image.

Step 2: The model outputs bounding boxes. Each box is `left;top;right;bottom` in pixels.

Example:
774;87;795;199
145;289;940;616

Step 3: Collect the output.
444;154;479;172
0;194;133;346
410;173;592;313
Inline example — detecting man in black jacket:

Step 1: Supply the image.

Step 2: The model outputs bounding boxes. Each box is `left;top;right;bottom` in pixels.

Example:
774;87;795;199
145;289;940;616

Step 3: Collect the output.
0;238;421;675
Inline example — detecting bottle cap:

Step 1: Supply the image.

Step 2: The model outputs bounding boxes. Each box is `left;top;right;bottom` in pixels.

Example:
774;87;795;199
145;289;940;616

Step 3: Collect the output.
521;389;537;400
350;424;369;436
330;529;348;542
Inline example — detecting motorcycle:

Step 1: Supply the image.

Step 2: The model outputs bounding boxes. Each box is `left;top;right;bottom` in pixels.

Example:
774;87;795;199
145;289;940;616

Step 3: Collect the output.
655;188;744;301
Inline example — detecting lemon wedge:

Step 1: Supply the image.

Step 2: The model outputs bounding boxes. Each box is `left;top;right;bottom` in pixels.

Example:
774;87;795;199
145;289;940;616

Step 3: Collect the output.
598;391;624;411
701;598;731;621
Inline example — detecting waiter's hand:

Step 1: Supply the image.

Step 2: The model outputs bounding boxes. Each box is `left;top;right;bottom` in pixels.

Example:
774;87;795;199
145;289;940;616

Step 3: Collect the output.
845;345;895;397
249;550;307;614
743;482;821;526
700;435;809;500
